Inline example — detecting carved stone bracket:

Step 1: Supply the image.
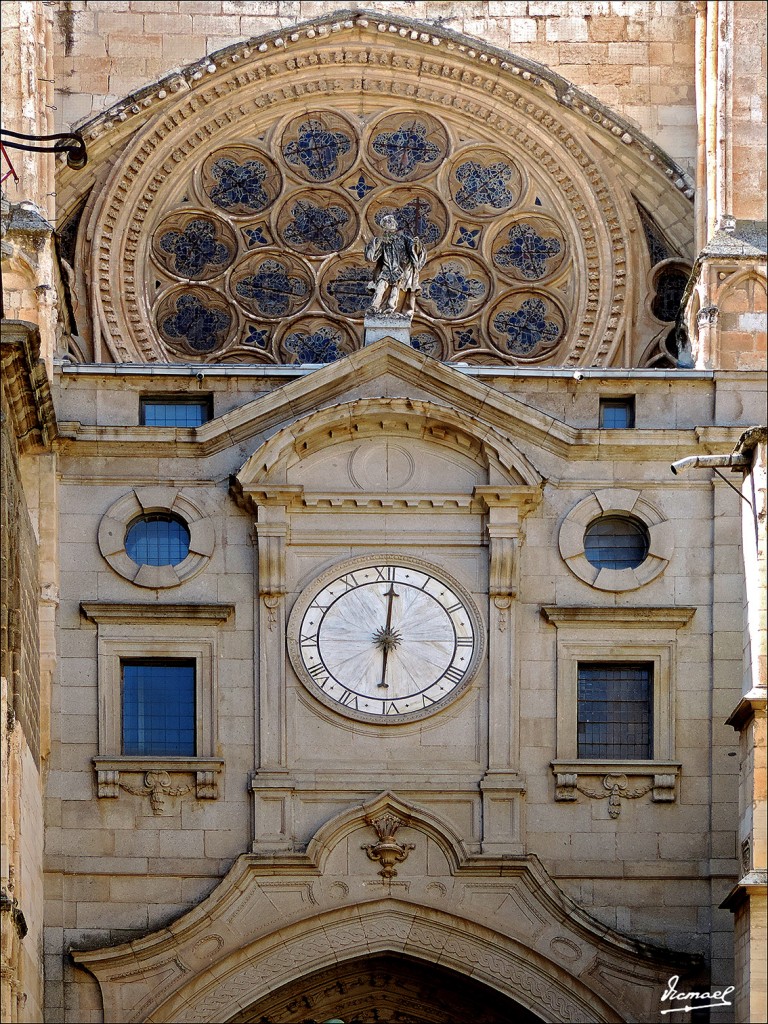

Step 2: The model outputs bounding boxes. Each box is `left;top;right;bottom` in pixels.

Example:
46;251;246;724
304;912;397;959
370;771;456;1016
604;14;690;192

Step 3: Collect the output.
697;305;720;328
0;319;57;453
475;485;542;603
361;813;415;879
94;759;224;813
553;766;678;818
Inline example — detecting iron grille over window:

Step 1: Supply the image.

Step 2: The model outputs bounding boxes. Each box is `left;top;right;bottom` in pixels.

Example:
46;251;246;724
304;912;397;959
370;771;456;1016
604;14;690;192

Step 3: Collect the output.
583;516;649;570
140;396;212;427
125;514;190;566
577;663;652;759
599;397;635;429
121;660;196;756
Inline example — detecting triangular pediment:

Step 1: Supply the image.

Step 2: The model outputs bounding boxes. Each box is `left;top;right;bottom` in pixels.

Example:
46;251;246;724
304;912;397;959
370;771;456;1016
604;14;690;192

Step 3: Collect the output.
221;339;546;488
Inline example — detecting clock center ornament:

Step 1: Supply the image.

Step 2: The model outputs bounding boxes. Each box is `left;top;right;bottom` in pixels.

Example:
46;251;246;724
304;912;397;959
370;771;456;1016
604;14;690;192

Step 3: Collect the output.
287;557;484;723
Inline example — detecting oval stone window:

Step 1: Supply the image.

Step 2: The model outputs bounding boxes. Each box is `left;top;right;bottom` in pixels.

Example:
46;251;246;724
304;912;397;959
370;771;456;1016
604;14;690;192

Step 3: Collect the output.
125;514;191;567
583;516;649;570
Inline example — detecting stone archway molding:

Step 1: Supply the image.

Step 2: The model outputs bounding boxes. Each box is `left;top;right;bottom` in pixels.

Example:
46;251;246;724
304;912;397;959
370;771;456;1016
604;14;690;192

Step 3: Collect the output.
71;791;702;1024
150;901;615;1024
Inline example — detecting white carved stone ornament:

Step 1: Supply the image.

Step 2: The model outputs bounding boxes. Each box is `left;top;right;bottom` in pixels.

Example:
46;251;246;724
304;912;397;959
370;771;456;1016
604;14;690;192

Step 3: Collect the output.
555;771;676;817
362;813;416;879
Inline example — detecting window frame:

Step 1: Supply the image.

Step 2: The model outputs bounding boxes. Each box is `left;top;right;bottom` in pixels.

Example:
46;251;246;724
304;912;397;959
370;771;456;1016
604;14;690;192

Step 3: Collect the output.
576;660;654;761
81;603;232;802
558;488;674;591
101;637;215;759
599;396;635;429
139;394;212;428
556;641;672;765
98;487;214;588
542;606;694;785
121;657;198;757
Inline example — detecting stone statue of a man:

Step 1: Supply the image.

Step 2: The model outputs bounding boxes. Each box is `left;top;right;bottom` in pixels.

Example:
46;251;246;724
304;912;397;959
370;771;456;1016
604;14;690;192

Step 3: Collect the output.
364;214;426;314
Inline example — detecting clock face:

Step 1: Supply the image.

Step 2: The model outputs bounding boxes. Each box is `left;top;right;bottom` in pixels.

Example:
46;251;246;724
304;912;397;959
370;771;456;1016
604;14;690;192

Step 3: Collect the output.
287;557;483;723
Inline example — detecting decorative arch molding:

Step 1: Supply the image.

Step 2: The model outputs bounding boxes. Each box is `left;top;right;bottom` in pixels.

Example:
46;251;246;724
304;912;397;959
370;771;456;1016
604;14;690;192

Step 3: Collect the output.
231;396;544;493
152;903;614;1024
58;10;693;369
71;792;701;1024
716;266;768;306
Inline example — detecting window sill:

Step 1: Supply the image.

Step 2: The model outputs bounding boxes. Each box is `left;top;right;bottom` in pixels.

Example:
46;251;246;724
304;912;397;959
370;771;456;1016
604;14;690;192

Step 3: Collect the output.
550;760;680;817
93;757;224;810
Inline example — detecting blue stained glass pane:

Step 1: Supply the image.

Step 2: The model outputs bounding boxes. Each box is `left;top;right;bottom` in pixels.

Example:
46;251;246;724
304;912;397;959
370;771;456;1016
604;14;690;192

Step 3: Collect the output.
577;664;652;759
599;399;634;429
141;400;209;427
122;662;196;756
125;515;190;567
583;516;648;570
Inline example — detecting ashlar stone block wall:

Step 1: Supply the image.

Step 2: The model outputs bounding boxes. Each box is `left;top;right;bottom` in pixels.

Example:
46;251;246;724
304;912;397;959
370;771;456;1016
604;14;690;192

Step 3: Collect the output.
45;361;766;1022
51;0;699;174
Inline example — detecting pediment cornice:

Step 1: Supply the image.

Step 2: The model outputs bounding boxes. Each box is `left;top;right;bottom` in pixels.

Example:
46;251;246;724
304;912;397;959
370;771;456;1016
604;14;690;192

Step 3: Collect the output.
55;340;741;466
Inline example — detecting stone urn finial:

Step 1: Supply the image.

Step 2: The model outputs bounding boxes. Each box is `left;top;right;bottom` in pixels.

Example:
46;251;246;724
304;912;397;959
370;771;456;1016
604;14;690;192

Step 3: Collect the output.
362;812;415;879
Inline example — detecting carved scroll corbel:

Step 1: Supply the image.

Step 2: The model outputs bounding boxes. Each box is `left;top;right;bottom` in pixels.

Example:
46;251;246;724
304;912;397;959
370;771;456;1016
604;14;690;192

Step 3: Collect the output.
362;813;415;879
488;529;517;599
95;765;221;811
118;770;193;815
554;771;670;818
256;520;287;629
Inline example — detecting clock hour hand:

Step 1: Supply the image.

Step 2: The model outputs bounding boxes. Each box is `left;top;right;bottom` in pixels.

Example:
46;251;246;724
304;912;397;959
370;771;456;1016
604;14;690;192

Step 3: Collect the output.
373;583;401;689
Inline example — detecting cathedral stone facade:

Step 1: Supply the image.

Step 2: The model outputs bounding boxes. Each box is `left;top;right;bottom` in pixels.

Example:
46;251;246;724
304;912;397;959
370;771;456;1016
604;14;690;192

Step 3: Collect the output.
1;3;766;1023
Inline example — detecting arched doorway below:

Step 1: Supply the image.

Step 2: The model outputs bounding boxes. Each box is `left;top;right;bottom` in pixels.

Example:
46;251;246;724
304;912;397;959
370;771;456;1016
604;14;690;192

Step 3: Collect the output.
227;953;544;1024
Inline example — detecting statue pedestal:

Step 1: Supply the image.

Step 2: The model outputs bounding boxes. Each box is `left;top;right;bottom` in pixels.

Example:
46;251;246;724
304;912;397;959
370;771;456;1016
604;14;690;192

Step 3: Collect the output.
363;311;413;347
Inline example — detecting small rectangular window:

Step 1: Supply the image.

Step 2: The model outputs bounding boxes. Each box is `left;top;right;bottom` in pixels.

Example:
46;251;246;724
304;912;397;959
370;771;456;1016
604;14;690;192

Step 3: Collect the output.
599;397;635;429
577;663;652;759
140;396;211;427
122;660;196;756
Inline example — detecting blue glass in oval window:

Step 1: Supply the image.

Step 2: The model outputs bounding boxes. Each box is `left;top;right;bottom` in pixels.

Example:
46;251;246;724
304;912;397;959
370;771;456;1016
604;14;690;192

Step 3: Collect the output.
147;108;572;364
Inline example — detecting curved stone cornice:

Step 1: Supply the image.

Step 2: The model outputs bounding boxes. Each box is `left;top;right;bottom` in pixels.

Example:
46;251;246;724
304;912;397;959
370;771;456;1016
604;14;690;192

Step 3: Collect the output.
57;8;695;369
58;9;694;214
76;35;631;366
70;792;701;1024
232;394;543;489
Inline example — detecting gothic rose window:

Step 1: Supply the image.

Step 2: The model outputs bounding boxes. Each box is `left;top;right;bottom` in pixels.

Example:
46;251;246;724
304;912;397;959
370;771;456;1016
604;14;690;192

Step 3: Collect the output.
283;119;353;181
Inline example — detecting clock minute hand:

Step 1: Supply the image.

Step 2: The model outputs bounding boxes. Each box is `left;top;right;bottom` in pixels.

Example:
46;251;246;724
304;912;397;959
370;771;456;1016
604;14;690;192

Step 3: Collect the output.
375;583;400;689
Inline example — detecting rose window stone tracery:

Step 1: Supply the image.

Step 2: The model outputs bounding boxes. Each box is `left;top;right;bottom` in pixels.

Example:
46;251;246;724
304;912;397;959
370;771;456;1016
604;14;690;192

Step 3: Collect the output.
492;221;566;282
490;295;564;358
281;112;357;183
369;113;448;182
231;254;311;319
201;147;282;216
132;105;581;365
156;288;234;355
